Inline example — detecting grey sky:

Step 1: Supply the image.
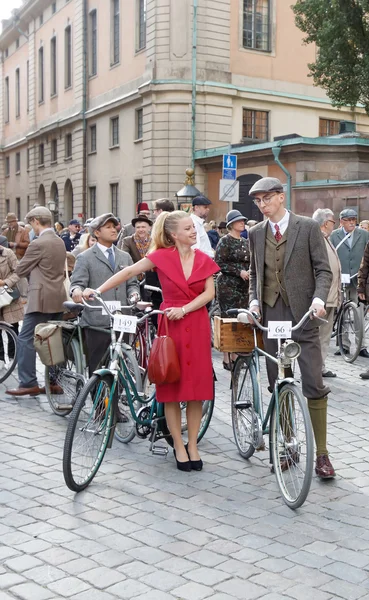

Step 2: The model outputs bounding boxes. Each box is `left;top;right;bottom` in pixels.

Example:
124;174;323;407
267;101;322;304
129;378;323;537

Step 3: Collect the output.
0;0;23;28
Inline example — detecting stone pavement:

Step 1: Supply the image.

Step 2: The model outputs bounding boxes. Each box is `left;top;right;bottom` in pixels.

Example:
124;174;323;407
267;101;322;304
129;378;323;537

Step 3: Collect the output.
1;345;369;600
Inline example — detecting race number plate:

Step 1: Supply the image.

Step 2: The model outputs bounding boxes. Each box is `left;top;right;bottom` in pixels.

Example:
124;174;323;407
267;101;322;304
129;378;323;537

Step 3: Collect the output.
267;321;292;339
113;314;138;334
341;274;350;284
101;301;121;315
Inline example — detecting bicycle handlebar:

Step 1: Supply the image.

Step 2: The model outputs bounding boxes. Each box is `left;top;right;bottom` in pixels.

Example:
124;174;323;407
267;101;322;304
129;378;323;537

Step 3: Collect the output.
81;296;133;318
227;308;318;332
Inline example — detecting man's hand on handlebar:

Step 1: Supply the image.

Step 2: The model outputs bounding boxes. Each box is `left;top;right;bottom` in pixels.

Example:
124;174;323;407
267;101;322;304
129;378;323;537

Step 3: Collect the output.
248;306;261;324
310;302;326;320
72;288;83;303
82;287;98;300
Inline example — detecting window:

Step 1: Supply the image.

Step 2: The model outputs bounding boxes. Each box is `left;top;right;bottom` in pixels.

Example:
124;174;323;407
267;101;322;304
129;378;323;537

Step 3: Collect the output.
65;25;72;88
136;0;146;51
39;143;44;166
89;186;97;218
242;108;269;141
4;77;9;122
52;2;57;14
5;200;10;214
319;118;340;137
27;148;30;170
15;68;20;117
135;179;143;205
5;157;10;177
89;10;97;76
110;117;119;147
65;133;72;159
16;38;20;49
111;183;119;215
243;0;271;52
4;48;8;58
15;152;21;174
111;0;120;65
51;139;58;162
16;198;21;221
50;36;57;96
136;108;143;140
90;124;97;152
38;46;44;102
27;60;30;112
27;195;31;212
39;13;44;26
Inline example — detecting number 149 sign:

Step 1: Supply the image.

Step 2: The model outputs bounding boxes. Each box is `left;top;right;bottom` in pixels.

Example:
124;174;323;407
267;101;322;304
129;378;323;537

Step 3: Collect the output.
267;321;292;339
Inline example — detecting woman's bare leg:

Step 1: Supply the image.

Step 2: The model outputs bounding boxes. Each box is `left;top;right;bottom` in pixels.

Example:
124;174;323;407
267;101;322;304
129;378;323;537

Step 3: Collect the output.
186;401;203;461
164;403;187;462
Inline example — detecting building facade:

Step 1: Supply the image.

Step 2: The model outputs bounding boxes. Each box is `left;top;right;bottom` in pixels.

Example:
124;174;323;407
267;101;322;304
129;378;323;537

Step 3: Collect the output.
1;0;369;225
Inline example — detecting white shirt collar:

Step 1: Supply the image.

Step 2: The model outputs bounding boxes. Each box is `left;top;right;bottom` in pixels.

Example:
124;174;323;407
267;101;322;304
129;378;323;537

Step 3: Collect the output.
269;210;290;236
97;242;114;257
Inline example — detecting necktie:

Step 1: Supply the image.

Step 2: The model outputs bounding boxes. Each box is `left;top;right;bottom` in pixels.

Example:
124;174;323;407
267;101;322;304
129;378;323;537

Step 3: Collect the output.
274;224;282;243
106;247;115;270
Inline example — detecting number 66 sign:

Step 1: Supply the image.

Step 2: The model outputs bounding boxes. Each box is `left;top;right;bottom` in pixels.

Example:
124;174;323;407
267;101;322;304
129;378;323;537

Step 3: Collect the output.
267;321;292;339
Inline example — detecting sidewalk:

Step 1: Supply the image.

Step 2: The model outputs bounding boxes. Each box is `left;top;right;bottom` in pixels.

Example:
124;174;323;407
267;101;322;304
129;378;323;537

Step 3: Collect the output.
1;347;369;599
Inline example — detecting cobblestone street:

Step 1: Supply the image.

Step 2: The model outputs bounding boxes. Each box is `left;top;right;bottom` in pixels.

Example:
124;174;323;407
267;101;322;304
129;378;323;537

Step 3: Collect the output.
1;347;369;600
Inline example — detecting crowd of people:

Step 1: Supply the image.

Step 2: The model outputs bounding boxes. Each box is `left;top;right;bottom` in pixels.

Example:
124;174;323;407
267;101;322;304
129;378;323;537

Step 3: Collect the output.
2;184;369;474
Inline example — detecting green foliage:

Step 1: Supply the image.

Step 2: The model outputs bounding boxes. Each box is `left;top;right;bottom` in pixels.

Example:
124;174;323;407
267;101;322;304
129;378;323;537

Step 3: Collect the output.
293;0;369;114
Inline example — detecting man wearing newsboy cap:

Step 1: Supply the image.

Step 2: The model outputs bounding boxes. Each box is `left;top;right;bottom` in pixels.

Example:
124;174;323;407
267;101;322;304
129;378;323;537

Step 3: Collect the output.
70;213;139;374
7;206;67;397
248;177;335;479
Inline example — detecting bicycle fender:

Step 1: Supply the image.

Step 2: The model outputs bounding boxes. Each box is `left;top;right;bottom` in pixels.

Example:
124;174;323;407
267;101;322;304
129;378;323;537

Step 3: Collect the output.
279;378;298;386
92;368;115;378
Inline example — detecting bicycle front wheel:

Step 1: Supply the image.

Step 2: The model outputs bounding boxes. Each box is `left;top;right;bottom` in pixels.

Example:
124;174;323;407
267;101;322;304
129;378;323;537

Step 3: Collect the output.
337;301;363;363
231;356;260;459
63;374;114;492
270;383;313;510
0;323;18;384
45;336;84;417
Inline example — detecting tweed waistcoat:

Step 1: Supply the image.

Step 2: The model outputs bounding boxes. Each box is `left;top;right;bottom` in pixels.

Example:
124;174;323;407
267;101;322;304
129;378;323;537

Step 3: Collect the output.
263;224;289;307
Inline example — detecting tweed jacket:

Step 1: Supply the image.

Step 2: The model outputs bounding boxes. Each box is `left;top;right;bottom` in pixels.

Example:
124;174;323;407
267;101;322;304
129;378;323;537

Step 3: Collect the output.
249;212;332;327
122;235;144;264
357;241;369;302
17;229;67;314
330;227;369;282
324;236;341;308
70;244;140;328
3;225;30;259
0;248;24;324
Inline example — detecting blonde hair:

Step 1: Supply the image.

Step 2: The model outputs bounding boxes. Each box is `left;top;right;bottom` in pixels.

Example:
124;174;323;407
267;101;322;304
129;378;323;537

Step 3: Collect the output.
149;210;190;251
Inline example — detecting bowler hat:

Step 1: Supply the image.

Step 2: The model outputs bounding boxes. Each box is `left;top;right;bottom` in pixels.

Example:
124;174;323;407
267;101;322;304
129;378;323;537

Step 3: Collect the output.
25;206;52;221
89;213;119;233
218;221;227;229
192;195;212;206
340;208;357;219
226;210;248;228
132;214;153;227
5;213;17;223
249;177;284;196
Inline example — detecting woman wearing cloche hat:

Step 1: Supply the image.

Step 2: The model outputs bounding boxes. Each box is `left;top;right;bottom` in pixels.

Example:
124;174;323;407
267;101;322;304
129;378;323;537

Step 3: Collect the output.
215;210;250;370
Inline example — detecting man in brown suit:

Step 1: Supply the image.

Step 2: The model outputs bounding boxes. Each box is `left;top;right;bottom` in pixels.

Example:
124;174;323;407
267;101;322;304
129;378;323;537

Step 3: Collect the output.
3;212;30;259
248;177;335;479
7;207;66;397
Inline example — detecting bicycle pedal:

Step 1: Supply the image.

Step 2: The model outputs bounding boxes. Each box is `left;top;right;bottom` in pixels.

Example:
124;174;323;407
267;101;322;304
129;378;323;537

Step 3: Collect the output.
235;402;252;409
151;444;169;456
56;404;73;411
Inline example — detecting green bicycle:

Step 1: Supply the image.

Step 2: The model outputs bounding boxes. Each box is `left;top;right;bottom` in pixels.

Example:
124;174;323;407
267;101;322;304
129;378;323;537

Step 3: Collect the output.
228;307;315;510
63;296;214;492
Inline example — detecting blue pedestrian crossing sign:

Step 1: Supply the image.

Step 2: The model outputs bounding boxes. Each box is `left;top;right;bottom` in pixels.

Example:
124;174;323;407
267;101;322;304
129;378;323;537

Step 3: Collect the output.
222;154;237;180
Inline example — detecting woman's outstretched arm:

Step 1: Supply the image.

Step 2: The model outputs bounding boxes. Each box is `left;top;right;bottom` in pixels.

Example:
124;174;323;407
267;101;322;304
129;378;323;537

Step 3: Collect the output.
82;257;155;298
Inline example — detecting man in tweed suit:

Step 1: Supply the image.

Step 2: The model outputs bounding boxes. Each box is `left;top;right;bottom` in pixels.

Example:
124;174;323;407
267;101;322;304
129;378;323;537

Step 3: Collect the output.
248;177;335;479
71;213;139;374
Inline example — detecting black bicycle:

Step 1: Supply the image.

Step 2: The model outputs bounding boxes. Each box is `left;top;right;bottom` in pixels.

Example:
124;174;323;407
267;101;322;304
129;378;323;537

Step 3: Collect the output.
331;274;363;363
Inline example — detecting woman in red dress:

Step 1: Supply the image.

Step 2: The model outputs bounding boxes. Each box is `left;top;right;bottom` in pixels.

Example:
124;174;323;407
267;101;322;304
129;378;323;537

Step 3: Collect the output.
83;211;219;471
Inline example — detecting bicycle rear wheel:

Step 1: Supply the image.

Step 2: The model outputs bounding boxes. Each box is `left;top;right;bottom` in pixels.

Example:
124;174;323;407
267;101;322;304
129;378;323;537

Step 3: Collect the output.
45;336;84;417
337;301;363;363
114;348;143;444
63;374;114;492
270;383;313;510
231;356;260;459
209;302;220;347
0;323;18;384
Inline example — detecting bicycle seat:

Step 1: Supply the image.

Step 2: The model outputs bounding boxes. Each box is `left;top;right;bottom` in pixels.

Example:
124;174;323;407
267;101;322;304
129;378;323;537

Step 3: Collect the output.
63;301;84;314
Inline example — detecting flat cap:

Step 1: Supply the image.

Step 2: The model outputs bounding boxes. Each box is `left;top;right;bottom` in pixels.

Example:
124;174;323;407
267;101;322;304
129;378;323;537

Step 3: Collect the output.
249;177;284;196
340;208;357;219
192;194;212;206
89;212;119;233
25;206;52;221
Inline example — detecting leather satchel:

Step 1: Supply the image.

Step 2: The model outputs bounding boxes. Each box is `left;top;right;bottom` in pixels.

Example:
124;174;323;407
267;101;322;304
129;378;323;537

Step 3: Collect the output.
148;314;181;385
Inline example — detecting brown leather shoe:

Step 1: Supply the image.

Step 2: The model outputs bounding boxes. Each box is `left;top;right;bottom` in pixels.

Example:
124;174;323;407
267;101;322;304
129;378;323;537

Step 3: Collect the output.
315;454;335;479
271;452;299;473
6;386;45;397
49;385;64;394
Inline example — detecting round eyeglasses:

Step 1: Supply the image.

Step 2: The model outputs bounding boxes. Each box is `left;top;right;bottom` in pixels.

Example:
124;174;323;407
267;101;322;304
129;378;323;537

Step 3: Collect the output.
252;192;280;206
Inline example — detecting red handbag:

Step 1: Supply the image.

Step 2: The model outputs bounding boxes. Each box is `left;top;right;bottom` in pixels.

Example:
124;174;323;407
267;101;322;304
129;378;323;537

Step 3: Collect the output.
148;314;181;385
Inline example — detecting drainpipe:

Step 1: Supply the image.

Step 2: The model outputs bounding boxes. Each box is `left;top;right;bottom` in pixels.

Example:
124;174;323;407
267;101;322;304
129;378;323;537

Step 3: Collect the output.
191;0;198;170
272;146;291;210
82;0;88;219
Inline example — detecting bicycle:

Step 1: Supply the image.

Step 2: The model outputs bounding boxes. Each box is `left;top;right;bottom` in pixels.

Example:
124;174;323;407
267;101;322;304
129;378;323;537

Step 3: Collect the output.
0;322;18;383
331;273;363;363
228;307;315;510
45;301;142;426
209;300;220;347
63;296;214;492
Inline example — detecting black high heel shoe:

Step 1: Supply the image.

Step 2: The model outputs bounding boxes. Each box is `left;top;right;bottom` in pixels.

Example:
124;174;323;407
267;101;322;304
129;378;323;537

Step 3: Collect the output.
185;444;203;471
173;448;191;472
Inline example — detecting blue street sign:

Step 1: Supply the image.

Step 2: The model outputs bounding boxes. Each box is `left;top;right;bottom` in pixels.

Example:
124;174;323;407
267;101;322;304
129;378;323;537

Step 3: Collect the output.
222;154;237;180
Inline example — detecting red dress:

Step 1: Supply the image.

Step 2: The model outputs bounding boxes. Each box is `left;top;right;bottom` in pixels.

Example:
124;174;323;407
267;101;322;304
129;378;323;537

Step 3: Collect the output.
148;247;220;403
